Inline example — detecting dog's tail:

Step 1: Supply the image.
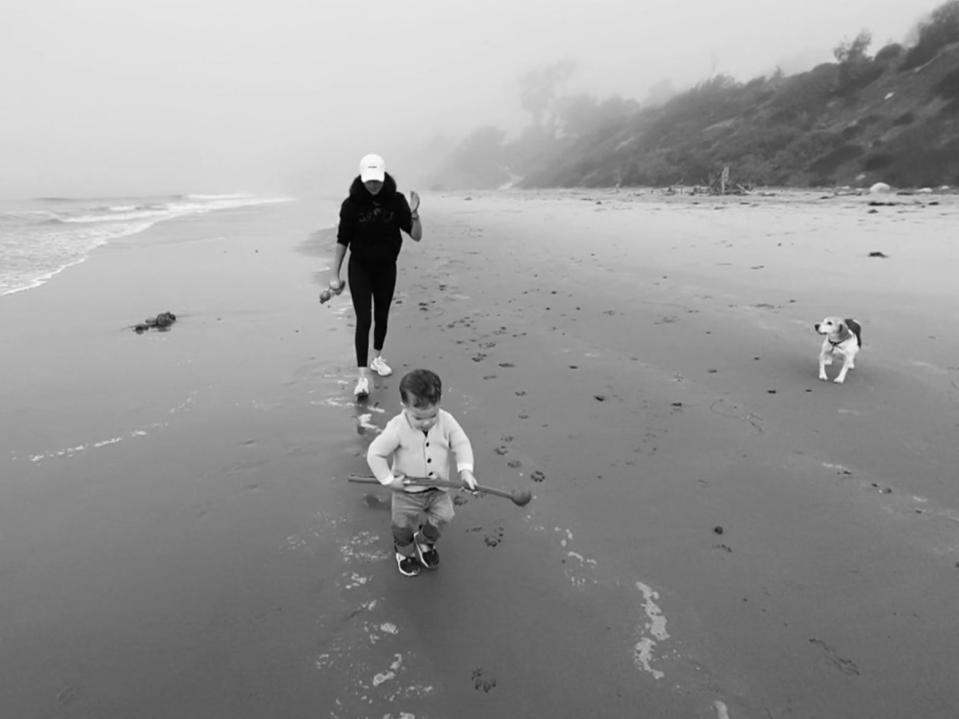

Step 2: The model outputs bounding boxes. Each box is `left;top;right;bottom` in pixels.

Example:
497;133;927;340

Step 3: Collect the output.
845;318;863;347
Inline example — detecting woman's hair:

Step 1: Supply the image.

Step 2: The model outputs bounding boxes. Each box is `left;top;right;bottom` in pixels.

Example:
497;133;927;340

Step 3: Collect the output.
399;368;442;407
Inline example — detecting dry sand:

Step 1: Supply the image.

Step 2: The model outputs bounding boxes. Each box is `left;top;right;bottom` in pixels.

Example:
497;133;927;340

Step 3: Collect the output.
2;188;958;718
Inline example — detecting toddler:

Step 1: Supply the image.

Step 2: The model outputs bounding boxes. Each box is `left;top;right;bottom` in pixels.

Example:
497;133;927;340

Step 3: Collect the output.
367;369;477;576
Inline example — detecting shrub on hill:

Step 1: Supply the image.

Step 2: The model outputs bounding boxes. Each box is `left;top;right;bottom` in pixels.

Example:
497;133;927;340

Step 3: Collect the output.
901;0;959;70
862;152;895;171
862;124;954;185
936;66;959;98
875;43;904;63
771;63;838;119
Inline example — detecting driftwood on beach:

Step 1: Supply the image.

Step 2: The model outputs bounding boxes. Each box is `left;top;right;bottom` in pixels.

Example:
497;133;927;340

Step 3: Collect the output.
709;165;751;195
663;165;752;196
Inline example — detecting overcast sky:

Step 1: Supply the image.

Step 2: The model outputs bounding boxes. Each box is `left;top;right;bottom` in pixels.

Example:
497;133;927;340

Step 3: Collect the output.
0;0;947;198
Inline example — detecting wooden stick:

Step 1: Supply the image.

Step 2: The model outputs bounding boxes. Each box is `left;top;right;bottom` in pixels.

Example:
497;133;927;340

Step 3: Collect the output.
346;474;532;507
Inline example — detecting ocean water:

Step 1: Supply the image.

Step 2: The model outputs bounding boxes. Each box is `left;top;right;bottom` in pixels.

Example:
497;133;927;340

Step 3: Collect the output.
0;193;295;296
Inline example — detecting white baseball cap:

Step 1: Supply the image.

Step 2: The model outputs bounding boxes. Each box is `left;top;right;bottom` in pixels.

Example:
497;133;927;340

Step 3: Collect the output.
359;153;386;182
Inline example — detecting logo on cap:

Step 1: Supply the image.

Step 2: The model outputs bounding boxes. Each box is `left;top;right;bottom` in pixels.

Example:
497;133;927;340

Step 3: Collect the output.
359;153;386;182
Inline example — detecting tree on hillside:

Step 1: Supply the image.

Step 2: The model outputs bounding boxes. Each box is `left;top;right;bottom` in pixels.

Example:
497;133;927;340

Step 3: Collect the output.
902;0;959;69
833;30;872;65
919;0;959;48
833;30;880;95
519;59;577;135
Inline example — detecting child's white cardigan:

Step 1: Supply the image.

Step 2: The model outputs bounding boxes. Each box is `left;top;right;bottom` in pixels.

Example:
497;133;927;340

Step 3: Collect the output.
367;409;474;491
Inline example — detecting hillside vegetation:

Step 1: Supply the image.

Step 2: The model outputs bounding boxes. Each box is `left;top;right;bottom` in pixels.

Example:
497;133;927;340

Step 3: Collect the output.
432;1;959;190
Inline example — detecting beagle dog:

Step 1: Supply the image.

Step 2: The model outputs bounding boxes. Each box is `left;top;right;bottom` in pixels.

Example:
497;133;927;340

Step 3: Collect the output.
814;317;862;383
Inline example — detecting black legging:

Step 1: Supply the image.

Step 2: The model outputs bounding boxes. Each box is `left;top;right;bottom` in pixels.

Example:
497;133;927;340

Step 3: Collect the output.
348;259;397;367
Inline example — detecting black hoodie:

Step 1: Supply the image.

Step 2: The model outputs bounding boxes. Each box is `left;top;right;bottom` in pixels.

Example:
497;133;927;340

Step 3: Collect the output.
336;172;413;264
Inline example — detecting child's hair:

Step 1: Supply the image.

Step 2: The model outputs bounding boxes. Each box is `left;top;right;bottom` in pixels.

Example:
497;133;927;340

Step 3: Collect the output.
399;369;442;407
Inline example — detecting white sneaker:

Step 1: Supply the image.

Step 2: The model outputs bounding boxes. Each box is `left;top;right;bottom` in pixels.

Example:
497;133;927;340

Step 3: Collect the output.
370;356;393;377
353;376;370;398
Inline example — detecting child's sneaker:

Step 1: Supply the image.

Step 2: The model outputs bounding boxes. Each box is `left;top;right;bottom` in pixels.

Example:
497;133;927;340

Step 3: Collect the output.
370;356;393;377
353;375;370;398
414;533;440;569
395;552;421;577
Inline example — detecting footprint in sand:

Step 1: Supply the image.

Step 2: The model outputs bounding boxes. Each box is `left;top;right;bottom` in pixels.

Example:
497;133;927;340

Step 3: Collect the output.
57;686;83;706
494;446;508;455
808;638;860;676
824;463;853;477
531;470;546;483
484;526;505;547
709;398;764;434
472;353;486;362
472;668;497;692
507;459;522;468
554;527;598;587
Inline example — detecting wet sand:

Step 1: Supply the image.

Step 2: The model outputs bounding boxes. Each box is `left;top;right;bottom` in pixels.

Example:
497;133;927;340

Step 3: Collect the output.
2;189;959;718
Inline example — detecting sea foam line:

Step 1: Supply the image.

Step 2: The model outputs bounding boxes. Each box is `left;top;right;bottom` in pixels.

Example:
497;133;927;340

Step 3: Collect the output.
16;388;194;463
633;580;670;680
23;424;164;463
372;653;404;687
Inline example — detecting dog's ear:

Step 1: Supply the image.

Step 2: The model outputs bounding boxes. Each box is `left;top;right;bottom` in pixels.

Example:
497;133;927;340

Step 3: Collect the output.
845;318;862;342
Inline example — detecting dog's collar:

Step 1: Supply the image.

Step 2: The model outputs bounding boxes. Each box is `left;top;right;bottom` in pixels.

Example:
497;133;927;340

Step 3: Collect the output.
828;327;851;346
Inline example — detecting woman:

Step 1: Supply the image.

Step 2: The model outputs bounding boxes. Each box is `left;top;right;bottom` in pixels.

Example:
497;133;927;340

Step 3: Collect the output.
332;153;422;398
